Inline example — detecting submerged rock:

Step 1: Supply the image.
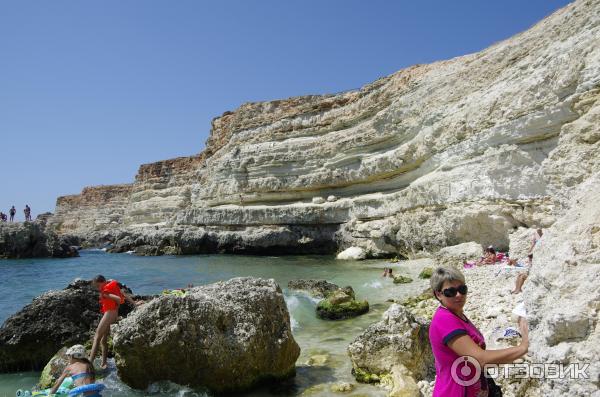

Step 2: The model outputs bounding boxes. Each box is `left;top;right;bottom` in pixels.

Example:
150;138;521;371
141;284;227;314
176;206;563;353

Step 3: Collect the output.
316;287;369;320
330;381;354;393
287;279;340;299
112;277;300;393
348;304;434;393
0;280;139;373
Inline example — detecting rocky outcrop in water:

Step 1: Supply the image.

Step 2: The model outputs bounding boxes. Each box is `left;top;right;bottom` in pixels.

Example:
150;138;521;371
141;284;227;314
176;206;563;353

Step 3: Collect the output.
0;221;79;259
287;279;340;299
0;280;138;373
316;287;369;320
112;277;300;393
42;0;600;259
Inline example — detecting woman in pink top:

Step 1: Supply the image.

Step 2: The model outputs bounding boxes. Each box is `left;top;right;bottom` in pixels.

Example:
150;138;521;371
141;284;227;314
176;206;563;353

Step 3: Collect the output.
429;267;529;396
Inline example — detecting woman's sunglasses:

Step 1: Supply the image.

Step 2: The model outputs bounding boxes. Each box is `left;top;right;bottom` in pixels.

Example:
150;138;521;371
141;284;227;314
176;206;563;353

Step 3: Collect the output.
441;284;468;298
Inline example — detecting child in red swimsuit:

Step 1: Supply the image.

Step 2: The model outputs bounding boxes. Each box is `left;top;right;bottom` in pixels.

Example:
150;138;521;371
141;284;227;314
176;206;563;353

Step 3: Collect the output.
89;275;142;369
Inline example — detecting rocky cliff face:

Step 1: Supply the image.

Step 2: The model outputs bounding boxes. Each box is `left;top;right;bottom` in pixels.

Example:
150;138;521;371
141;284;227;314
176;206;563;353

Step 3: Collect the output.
52;184;133;242
527;172;600;397
49;0;600;258
0;220;79;259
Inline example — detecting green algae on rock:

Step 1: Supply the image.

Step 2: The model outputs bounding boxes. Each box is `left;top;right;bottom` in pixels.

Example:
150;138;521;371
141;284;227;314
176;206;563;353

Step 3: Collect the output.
112;277;300;394
418;267;433;279
392;275;413;284
315;287;369;320
316;299;370;320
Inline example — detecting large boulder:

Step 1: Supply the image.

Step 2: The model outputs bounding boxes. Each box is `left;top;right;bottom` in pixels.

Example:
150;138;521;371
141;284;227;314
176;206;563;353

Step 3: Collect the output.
0;280;138;373
38;347;70;389
336;246;367;260
348;304;434;396
0;221;79;259
434;241;482;269
287;279;340;299
112;277;300;393
508;227;536;260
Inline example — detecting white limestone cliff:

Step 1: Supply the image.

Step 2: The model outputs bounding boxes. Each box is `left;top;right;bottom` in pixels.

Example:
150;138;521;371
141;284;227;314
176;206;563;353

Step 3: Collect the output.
49;0;600;258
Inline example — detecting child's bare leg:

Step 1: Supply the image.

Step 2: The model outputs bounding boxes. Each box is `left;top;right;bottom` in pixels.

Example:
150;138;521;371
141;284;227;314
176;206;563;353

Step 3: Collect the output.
89;310;117;363
100;328;110;369
511;273;527;294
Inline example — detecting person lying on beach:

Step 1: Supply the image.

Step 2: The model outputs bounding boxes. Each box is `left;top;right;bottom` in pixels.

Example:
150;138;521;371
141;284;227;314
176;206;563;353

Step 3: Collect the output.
88;275;143;369
49;345;97;396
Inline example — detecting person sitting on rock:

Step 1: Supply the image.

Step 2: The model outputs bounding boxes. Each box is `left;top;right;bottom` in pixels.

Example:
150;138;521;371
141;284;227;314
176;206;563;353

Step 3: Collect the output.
49;344;97;396
429;267;529;396
511;254;534;294
89;275;143;369
0;212;6;222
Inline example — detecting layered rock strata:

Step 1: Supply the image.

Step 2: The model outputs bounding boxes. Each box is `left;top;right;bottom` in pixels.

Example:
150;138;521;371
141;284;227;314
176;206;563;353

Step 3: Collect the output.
46;0;600;257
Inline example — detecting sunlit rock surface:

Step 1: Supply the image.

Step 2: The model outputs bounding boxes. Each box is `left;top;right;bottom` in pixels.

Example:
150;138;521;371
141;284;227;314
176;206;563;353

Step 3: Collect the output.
48;0;599;258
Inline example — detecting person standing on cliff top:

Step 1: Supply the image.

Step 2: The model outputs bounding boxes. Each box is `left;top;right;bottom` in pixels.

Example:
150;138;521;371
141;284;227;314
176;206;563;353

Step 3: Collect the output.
24;205;31;222
9;206;16;222
89;275;143;369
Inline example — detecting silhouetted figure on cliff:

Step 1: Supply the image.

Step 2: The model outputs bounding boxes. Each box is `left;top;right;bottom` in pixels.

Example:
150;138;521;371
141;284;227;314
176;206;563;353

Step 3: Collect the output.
9;206;16;222
24;205;32;222
0;212;6;222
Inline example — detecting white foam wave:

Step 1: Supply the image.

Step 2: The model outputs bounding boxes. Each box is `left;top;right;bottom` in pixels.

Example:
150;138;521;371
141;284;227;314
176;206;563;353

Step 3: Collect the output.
363;280;383;289
285;295;300;310
290;315;300;331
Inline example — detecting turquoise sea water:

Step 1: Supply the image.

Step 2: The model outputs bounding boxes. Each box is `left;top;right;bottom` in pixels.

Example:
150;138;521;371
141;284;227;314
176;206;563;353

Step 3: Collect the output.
0;250;429;397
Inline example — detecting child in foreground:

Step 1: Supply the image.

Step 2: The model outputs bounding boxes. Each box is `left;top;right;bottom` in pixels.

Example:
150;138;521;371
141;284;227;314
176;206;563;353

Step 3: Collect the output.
49;345;98;396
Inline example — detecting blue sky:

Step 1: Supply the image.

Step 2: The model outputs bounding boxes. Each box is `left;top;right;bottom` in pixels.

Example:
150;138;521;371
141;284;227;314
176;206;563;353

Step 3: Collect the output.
0;0;572;218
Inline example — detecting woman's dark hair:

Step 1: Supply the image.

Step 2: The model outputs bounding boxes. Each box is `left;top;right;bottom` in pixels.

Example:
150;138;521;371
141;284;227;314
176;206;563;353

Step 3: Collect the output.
93;275;106;283
388;268;393;274
528;253;533;259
